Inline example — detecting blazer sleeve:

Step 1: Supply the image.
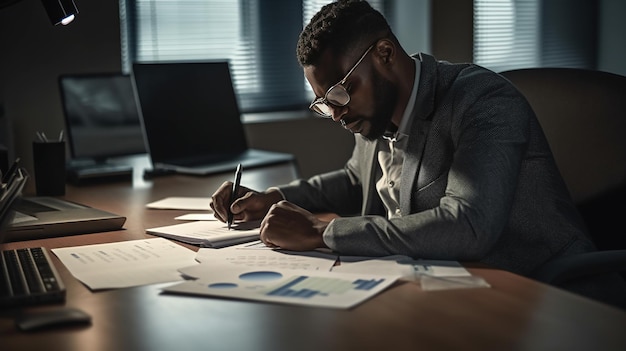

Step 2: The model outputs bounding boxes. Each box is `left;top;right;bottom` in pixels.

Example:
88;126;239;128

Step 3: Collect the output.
277;145;365;216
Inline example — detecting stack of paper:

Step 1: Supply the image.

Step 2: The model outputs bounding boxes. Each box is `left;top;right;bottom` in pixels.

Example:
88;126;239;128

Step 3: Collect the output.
146;196;261;248
164;242;489;309
167;241;398;309
146;220;261;248
51;234;490;308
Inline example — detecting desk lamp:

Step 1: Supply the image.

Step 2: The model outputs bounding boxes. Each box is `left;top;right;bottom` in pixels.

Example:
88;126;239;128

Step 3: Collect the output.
40;0;78;25
0;0;78;26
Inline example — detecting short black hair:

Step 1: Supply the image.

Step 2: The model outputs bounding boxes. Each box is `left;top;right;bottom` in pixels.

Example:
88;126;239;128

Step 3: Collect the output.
296;0;390;67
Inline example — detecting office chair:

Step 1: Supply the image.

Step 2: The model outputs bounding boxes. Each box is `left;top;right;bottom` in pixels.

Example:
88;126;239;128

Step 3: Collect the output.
500;68;626;309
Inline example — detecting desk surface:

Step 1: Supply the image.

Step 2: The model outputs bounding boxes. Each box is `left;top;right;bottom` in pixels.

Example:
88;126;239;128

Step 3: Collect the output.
1;161;625;351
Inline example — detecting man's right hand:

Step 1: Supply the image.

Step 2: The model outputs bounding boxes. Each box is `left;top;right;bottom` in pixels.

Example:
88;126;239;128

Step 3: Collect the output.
210;181;284;224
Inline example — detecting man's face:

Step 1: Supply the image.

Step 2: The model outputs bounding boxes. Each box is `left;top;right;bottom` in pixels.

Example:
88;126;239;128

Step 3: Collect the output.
304;48;397;141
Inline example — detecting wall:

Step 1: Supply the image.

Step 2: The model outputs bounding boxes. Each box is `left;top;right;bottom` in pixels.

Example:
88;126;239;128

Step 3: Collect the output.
430;0;473;62
389;0;431;55
0;0;123;176
599;0;626;75
0;1;354;180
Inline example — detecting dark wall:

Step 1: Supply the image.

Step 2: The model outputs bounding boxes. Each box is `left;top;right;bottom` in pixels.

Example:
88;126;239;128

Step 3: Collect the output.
431;0;473;62
0;0;123;175
542;0;599;68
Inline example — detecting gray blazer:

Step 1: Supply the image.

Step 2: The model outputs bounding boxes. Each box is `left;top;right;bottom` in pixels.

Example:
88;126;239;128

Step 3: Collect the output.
279;53;594;276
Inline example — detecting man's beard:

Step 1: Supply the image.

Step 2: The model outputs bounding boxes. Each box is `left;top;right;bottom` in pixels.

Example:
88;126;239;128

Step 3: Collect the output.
362;69;397;141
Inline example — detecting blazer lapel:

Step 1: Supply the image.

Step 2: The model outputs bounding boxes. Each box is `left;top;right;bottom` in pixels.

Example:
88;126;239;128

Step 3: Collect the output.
360;136;382;215
400;53;437;215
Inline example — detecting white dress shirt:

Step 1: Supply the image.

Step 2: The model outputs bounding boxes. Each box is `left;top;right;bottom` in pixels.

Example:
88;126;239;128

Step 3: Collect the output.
375;58;421;219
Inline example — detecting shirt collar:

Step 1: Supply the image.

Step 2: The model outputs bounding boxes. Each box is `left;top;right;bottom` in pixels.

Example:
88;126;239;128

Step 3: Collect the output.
384;58;421;140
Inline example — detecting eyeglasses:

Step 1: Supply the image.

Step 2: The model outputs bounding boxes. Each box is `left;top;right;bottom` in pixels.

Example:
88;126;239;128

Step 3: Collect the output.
309;44;374;118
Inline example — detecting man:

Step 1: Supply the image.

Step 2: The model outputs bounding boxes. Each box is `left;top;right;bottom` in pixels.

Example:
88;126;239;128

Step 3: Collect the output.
211;0;594;277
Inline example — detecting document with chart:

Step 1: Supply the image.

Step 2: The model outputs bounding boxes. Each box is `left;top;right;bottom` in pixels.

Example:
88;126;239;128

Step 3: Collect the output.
163;266;400;309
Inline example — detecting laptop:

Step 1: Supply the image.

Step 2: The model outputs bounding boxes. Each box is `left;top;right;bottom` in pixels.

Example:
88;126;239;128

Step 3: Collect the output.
1;167;66;306
6;197;127;242
131;61;295;176
58;73;147;182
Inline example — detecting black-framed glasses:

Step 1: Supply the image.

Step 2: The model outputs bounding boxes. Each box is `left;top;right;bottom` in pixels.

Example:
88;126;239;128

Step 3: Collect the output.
309;44;375;117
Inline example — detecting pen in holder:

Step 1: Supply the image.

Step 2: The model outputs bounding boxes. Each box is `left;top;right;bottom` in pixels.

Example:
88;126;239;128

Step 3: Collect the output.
32;140;66;196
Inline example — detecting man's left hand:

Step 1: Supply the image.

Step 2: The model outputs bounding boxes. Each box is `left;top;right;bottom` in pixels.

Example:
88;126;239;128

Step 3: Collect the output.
259;200;329;251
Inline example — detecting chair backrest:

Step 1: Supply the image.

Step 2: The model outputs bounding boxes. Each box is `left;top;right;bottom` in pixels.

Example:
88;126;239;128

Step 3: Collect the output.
501;68;626;204
500;68;626;250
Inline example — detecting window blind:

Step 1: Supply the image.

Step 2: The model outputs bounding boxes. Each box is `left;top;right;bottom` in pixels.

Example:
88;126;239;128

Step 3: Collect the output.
473;0;597;73
125;0;304;112
122;0;387;113
473;0;540;72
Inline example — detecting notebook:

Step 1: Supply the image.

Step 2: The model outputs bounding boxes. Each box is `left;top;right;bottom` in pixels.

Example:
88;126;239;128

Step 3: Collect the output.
131;61;295;176
0;167;67;307
6;197;127;242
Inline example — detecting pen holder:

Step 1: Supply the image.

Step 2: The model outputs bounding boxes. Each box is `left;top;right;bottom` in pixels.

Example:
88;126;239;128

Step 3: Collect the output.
32;141;66;196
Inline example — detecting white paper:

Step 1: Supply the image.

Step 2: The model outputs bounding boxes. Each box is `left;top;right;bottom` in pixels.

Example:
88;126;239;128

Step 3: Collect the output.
146;197;213;211
52;238;198;290
333;255;472;280
419;275;491;291
227;240;274;250
179;241;338;277
146;220;261;248
331;256;491;291
164;266;400;309
175;213;217;221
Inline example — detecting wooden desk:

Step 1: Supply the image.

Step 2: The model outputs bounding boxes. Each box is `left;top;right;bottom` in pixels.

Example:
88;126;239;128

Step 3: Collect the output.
1;162;625;351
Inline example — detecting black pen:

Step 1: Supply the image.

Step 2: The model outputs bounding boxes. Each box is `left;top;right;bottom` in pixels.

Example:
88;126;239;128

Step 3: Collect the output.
227;163;242;230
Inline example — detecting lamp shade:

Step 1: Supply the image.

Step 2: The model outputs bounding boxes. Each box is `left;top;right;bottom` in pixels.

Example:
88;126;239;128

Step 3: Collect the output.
41;0;78;25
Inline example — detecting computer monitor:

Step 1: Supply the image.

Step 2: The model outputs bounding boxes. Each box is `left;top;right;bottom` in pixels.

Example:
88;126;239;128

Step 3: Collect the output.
58;73;147;181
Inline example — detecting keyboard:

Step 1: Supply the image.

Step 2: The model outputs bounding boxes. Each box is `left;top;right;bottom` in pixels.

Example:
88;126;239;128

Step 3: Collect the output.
66;163;133;184
0;247;66;307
